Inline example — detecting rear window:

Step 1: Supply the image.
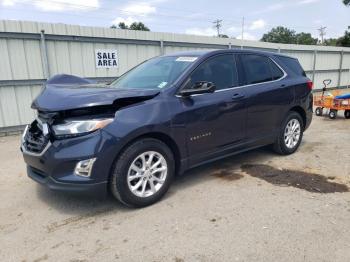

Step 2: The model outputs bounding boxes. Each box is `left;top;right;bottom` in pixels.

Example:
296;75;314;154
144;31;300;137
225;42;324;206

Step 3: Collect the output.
277;56;306;77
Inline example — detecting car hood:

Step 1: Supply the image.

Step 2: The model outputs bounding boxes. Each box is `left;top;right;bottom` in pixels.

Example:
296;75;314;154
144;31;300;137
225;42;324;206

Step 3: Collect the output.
32;74;160;112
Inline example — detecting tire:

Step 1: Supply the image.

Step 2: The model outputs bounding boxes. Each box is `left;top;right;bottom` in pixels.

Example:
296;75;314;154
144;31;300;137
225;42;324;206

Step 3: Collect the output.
344;110;350;119
315;107;323;116
109;138;175;207
273;111;304;155
329;110;337;119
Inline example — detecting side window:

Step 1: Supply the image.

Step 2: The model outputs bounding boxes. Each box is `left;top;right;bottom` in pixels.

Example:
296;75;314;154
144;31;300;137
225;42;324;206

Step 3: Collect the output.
188;55;238;90
240;54;272;84
269;60;284;80
277;56;306;77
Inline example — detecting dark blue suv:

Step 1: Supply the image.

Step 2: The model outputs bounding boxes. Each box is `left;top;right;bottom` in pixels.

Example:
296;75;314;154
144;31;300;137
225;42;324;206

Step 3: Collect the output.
21;49;313;207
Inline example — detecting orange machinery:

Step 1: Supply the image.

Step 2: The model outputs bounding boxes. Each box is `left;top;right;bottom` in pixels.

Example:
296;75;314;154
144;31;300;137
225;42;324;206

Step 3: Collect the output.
314;79;350;119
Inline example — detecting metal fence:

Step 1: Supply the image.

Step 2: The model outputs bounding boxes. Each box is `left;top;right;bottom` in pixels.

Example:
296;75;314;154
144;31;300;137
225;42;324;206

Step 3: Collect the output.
0;20;350;132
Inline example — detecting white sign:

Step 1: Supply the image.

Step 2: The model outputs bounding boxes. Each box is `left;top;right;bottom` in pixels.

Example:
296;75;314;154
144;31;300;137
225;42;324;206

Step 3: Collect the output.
175;56;198;62
95;49;118;68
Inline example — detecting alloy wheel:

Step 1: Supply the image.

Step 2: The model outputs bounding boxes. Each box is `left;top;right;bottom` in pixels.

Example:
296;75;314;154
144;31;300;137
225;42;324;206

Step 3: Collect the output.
127;151;168;198
284;119;301;149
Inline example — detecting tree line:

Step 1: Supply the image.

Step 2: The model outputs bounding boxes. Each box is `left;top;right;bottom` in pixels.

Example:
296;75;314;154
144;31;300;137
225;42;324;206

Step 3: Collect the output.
261;26;350;47
111;22;150;31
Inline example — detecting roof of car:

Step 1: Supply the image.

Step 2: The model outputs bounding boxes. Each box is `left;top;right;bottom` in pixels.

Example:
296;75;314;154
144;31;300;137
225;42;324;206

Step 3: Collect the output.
165;49;294;59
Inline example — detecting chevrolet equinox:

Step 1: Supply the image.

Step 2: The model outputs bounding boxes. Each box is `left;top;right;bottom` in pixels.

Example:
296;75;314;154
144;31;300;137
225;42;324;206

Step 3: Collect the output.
21;49;313;207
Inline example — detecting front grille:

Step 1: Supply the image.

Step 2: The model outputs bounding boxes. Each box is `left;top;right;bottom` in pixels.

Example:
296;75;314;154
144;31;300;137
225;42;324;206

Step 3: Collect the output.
23;120;49;154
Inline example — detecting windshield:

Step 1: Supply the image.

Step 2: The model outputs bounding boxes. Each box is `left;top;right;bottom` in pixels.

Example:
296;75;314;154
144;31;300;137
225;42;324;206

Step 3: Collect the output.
110;56;198;89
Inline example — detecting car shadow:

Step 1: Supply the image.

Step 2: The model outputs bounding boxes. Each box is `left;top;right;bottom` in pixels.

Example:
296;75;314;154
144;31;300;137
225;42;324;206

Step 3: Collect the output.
35;146;276;216
171;146;274;191
36;186;128;215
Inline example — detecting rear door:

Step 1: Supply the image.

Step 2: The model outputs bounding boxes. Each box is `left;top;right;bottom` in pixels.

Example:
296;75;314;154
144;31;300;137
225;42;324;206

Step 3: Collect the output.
237;54;292;141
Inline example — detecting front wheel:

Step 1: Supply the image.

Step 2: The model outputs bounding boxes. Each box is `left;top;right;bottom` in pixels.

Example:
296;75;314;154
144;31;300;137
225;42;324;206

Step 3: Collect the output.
273;111;304;155
109;138;175;207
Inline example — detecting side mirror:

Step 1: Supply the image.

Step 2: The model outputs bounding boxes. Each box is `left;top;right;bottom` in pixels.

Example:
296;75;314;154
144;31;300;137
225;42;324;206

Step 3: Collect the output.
179;81;216;96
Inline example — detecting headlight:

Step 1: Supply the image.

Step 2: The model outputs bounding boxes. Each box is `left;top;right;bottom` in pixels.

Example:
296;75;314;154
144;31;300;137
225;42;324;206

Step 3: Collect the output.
52;118;113;137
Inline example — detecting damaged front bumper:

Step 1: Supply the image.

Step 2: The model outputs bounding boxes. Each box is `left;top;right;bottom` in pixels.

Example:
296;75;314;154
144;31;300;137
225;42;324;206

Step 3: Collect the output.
21;121;121;197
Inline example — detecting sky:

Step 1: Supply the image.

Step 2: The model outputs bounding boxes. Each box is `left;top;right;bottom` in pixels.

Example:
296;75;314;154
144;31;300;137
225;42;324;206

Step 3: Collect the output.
0;0;349;41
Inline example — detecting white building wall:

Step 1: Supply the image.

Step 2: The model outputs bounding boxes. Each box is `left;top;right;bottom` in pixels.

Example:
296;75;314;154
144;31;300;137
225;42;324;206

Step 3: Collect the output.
0;20;349;130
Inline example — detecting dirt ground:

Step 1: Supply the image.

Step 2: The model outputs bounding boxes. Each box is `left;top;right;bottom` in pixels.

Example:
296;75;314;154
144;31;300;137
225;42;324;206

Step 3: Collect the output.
0;113;350;262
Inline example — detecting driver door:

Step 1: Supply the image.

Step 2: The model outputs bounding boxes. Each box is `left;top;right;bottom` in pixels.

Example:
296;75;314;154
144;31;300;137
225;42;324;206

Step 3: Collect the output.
178;54;246;165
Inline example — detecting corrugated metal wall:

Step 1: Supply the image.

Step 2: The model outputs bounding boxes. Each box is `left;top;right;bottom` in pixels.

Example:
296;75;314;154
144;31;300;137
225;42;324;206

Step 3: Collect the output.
0;20;350;131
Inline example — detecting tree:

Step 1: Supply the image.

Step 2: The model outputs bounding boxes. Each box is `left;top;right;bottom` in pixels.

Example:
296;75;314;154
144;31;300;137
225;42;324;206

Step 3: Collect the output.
324;38;338;46
129;22;150;31
261;26;318;45
118;22;128;29
261;26;297;44
343;0;350;6
295;32;318;45
336;27;350;47
110;22;150;31
323;27;350;47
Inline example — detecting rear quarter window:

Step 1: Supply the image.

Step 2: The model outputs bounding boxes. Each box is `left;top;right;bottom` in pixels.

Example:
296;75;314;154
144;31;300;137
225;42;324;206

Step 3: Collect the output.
269;60;284;80
277;56;306;77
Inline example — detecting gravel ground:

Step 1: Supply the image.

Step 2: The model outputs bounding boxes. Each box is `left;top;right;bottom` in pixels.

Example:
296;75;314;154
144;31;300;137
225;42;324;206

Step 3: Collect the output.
0;114;350;262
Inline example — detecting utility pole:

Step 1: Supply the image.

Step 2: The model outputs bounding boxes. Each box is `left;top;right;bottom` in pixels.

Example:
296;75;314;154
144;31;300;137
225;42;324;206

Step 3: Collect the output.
318;26;326;44
241;16;245;49
213;19;222;37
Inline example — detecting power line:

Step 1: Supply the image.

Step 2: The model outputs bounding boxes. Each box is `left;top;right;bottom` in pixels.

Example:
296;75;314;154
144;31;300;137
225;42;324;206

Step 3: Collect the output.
2;0;327;36
212;19;222;37
6;0;323;31
108;0;323;30
318;26;326;44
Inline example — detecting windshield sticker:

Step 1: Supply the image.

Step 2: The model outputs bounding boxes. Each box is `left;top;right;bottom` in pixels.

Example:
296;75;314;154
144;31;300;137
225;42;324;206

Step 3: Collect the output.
176;57;198;62
158;82;168;88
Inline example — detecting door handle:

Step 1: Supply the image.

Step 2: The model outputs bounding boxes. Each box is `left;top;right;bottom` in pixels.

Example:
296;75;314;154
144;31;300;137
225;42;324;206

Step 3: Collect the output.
231;93;245;100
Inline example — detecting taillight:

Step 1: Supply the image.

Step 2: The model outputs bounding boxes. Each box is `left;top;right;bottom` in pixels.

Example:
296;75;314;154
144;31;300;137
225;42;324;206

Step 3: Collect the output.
306;80;313;90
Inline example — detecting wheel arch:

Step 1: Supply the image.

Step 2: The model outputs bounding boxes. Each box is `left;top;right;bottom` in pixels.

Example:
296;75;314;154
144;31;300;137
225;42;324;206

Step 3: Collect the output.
111;132;182;177
289;106;306;129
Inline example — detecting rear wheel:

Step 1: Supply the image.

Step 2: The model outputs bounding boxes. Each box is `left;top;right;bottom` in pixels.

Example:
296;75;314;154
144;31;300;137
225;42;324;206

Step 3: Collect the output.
315;107;323;116
110;138;175;207
344;110;350;119
273;111;304;155
329;110;337;119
